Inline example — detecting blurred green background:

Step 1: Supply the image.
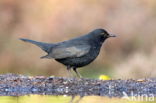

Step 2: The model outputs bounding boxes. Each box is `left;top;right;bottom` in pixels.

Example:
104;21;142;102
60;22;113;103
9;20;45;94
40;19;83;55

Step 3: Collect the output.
0;95;155;103
1;95;156;103
0;0;156;79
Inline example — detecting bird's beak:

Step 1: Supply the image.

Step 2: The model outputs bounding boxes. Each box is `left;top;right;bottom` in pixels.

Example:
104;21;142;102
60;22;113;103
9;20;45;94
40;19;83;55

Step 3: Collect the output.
109;34;116;37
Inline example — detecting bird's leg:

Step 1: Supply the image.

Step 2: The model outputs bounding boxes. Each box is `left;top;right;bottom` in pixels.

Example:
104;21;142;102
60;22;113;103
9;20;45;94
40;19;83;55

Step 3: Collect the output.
67;66;73;78
73;67;82;78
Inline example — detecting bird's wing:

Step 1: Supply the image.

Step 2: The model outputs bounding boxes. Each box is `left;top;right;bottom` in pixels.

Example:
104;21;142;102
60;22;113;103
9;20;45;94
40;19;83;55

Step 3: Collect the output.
47;44;91;59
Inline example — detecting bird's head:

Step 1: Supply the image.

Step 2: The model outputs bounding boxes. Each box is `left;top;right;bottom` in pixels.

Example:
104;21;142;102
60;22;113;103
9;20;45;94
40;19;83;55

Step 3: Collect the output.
96;29;116;38
91;28;116;43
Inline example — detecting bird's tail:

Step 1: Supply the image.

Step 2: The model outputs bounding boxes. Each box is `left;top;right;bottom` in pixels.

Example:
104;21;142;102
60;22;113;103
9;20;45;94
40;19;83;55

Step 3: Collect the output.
19;38;52;53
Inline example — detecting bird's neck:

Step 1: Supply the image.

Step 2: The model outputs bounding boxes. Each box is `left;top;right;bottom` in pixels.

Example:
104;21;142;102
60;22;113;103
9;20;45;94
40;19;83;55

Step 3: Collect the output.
95;37;107;45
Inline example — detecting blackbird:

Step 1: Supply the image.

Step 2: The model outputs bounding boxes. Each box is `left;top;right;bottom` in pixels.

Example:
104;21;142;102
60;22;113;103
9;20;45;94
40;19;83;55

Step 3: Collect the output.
20;29;116;77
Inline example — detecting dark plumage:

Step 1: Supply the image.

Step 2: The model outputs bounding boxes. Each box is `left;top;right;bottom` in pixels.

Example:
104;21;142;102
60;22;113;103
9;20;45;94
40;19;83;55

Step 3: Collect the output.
20;29;116;77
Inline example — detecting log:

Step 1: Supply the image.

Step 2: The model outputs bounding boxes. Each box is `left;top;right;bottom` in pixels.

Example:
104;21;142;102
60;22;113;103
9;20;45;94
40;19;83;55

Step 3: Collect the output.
0;73;155;97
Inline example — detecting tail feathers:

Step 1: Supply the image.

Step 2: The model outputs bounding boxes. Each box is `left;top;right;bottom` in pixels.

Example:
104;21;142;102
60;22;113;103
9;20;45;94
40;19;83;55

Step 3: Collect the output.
40;54;51;59
19;38;53;53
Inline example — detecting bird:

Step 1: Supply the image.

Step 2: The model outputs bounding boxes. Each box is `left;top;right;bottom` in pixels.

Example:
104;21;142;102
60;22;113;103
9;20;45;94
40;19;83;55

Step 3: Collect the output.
20;29;116;77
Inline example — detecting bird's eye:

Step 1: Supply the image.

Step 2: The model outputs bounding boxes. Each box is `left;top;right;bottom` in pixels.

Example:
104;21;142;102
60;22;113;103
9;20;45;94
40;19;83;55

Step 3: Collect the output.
100;32;105;35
